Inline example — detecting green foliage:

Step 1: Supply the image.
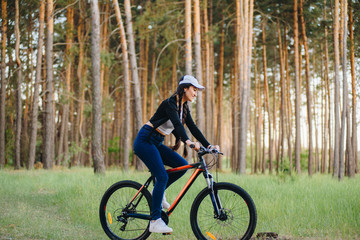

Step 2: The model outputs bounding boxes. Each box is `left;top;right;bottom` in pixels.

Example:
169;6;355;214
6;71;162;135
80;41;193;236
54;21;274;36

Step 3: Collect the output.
100;50;115;68
108;137;120;154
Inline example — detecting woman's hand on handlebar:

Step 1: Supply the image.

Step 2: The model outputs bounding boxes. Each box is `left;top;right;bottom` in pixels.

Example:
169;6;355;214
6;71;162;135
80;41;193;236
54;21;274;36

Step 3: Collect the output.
208;145;220;152
186;140;201;151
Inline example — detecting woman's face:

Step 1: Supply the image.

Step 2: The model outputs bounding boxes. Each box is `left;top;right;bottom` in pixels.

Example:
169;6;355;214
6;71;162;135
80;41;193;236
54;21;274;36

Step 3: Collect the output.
183;85;198;102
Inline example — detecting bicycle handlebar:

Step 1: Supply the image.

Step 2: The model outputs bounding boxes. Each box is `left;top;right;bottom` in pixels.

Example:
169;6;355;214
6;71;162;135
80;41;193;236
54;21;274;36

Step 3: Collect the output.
190;144;223;155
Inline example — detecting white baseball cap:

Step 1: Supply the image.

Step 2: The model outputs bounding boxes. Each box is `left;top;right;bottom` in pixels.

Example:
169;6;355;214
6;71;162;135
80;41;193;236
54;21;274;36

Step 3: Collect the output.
179;75;205;91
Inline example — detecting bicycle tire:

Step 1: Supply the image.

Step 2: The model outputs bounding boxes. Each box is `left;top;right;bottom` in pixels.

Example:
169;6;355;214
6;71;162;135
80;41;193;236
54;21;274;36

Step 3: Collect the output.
190;182;257;240
99;180;152;240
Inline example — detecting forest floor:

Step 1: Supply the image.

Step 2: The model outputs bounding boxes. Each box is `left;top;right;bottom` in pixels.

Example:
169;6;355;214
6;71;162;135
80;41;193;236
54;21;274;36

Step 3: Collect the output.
0;167;359;240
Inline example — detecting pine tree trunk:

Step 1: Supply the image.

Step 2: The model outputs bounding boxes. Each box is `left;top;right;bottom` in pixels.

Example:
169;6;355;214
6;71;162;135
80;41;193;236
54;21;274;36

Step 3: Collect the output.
349;1;357;176
237;0;254;174
75;1;86;166
0;0;7;168
28;1;45;169
339;0;348;180
185;0;192;75
90;0;105;174
333;0;341;177
58;6;74;166
215;15;224;169
124;0;144;170
114;0;131;171
204;0;211;141
300;0;314;176
43;0;55;169
277;20;285;173
262;19;273;174
194;0;204;132
14;0;22;170
284;25;292;175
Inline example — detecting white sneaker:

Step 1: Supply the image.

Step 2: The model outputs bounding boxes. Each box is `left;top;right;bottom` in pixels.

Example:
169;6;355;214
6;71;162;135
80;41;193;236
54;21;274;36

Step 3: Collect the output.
161;192;171;209
151;190;171;210
149;218;173;233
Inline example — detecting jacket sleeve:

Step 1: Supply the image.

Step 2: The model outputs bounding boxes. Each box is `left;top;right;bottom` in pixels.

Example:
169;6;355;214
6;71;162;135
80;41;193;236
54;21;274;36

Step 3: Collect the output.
185;108;211;148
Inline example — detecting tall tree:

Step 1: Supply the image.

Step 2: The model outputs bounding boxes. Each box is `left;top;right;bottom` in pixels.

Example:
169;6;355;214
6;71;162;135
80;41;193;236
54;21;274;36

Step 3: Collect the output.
185;0;192;75
74;0;86;167
238;0;254;174
277;19;285;173
14;0;22;170
90;0;105;174
261;19;273;174
215;12;225;169
43;0;55;169
0;0;7;168
204;0;212;140
124;0;144;170
349;0;357;175
339;0;348;180
194;0;205;132
113;0;130;170
299;0;313;176
294;0;301;174
333;0;341;177
57;6;74;165
28;0;45;170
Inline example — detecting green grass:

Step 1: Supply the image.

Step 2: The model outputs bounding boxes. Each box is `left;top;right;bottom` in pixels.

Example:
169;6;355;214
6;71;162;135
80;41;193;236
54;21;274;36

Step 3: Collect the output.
0;168;359;240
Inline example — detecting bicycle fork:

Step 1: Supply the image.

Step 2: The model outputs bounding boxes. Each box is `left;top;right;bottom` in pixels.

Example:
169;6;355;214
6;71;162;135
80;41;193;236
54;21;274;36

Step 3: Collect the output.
204;172;224;219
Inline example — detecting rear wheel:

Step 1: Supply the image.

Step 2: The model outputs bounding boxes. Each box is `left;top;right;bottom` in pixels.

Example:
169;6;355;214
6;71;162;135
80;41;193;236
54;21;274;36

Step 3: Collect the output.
99;180;152;240
190;182;257;240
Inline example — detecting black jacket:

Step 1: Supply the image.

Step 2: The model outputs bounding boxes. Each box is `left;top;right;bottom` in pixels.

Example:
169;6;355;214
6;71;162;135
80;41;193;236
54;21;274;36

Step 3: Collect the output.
149;95;210;148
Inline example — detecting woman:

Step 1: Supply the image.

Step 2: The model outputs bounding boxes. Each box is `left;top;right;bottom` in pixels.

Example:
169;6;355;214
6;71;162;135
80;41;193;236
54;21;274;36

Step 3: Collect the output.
133;75;220;234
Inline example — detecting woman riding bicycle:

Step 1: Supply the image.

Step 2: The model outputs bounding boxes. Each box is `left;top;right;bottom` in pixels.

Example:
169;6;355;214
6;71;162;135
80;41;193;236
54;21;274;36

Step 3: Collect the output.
133;75;220;234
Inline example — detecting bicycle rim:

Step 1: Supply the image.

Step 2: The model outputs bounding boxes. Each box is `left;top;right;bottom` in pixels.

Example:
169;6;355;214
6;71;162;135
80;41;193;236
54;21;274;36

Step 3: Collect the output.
190;182;257;240
99;181;152;240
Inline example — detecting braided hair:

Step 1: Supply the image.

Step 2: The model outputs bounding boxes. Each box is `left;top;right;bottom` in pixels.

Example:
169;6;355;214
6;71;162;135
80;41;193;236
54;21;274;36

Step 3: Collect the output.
170;78;192;157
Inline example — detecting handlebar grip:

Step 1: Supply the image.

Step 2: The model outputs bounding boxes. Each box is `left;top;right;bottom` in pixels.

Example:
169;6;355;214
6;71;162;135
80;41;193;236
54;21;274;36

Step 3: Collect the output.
190;144;195;149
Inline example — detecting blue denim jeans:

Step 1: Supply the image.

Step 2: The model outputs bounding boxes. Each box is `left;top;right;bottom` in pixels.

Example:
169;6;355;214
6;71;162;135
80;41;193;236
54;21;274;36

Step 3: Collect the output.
133;125;188;220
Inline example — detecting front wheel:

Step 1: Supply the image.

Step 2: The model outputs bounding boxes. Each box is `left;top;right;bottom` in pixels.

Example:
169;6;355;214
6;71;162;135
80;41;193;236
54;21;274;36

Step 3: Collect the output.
190;182;257;240
99;180;152;240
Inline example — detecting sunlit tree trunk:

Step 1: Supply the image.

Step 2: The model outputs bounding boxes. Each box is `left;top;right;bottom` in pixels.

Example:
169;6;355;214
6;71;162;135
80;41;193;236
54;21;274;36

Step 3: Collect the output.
323;0;332;174
215;14;224;169
294;0;301;174
349;0;357;176
277;20;285;173
100;1;110;166
262;19;273;174
339;0;348;181
312;53;319;173
0;0;7;168
57;6;74;166
194;0;204;132
284;25;292;175
14;0;22;170
124;0;144;170
75;5;85;166
237;0;254;174
332;0;341;177
204;0;211;141
300;0;313;176
114;0;130;171
90;0;105;174
185;0;192;75
28;0;45;170
43;0;55;169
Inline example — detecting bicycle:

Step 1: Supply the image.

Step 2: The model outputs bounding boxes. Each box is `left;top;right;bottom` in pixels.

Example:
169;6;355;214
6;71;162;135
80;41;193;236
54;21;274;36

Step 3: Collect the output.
99;146;257;240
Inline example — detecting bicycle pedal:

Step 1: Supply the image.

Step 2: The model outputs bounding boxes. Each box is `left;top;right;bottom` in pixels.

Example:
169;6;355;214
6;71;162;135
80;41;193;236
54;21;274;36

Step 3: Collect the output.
162;232;172;236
